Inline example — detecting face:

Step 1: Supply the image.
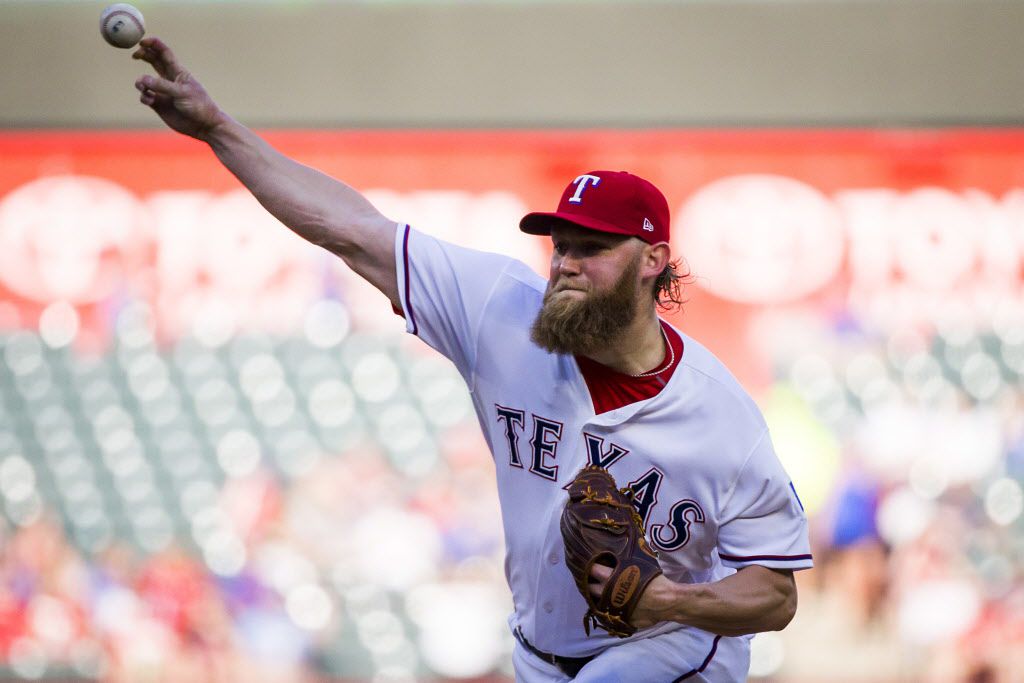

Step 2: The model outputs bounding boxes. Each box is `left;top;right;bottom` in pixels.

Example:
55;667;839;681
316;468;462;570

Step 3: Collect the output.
530;224;646;355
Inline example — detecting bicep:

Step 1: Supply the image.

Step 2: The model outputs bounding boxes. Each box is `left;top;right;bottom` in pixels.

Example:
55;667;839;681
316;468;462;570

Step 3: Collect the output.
748;566;796;595
717;432;813;572
736;565;794;589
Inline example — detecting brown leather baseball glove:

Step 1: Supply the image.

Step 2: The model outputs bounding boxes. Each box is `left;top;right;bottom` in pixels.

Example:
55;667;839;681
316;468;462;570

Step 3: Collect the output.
560;465;663;638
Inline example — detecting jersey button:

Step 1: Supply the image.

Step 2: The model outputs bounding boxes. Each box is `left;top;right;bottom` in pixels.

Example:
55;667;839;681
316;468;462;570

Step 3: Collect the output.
548;554;558;565
543;602;554;613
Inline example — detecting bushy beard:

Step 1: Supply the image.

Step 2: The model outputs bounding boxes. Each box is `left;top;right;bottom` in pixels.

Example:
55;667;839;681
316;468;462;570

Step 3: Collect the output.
530;257;640;356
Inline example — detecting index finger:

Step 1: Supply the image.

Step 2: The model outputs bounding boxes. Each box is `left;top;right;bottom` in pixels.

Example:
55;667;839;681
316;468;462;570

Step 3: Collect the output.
131;36;184;81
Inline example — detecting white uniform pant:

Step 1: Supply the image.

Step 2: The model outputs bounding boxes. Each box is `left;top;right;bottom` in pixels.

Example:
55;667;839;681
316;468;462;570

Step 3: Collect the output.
511;629;751;683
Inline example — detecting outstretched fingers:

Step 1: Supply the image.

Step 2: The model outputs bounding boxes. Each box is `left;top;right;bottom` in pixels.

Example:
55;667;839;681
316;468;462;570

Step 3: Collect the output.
135;75;184;98
131;36;185;81
134;74;184;108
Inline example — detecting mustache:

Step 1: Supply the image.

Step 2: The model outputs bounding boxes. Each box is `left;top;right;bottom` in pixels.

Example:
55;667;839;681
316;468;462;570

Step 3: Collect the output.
548;281;589;295
544;285;585;304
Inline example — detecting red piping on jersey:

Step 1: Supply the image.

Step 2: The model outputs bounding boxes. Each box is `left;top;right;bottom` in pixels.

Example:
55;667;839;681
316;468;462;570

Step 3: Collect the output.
719;553;813;562
402;224;418;335
673;635;722;681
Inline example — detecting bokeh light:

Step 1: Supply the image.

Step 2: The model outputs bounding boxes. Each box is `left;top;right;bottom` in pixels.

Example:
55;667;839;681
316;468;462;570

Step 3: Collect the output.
985;477;1024;526
38;300;79;348
2;116;1024;683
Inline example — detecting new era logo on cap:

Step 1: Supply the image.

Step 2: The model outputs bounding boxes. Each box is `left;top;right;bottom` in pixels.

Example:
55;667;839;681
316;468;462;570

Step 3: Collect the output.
519;170;671;245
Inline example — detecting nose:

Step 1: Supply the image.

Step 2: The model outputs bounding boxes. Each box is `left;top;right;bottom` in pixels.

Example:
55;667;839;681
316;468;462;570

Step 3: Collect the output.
557;251;581;276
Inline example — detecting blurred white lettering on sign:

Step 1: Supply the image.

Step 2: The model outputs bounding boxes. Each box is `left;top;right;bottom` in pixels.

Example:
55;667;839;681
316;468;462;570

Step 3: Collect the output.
0;176;539;336
1;173;1022;334
675;174;1024;327
0;175;148;303
677;174;845;305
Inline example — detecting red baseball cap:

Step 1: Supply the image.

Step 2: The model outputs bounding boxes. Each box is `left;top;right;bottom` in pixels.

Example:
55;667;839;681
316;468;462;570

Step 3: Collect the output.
519;170;670;245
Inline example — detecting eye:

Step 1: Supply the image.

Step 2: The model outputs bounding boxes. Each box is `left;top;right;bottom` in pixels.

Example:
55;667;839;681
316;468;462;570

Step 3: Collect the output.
553;241;568;256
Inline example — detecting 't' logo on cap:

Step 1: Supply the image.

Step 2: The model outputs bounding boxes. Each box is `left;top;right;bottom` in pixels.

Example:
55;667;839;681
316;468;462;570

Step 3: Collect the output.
568;174;602;204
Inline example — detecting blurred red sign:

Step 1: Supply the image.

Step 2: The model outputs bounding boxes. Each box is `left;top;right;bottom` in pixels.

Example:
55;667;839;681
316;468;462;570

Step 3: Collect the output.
2;130;1023;384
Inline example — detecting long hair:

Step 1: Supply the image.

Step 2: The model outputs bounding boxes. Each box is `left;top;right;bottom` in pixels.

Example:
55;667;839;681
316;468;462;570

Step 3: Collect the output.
652;258;694;311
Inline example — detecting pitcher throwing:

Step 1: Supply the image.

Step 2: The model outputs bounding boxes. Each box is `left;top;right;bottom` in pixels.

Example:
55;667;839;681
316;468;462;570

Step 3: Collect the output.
132;36;813;681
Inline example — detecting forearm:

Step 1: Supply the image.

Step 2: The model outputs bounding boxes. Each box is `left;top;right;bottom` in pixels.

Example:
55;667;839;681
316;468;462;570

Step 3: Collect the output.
203;115;387;258
134;38;400;303
648;567;797;637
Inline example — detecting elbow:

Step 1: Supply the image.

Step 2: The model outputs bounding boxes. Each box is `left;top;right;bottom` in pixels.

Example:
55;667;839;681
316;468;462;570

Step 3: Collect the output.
308;214;350;255
771;582;798;631
314;211;385;260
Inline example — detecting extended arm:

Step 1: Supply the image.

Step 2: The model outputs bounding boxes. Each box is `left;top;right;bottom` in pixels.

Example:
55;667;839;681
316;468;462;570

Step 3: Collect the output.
132;38;398;307
591;564;798;637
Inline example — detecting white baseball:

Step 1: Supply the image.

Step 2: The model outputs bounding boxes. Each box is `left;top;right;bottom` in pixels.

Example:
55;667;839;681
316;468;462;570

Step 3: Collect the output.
100;3;145;49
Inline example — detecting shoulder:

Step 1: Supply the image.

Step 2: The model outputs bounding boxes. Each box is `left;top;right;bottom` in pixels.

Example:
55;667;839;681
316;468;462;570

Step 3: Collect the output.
477;260;547;333
670;326;767;433
503;259;548;293
405;226;545;291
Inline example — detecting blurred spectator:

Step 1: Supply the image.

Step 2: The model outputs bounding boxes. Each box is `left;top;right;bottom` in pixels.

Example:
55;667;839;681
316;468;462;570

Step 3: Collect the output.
1;316;1022;682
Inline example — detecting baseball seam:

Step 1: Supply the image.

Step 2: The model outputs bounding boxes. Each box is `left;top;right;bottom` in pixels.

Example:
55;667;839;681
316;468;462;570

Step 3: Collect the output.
105;10;143;36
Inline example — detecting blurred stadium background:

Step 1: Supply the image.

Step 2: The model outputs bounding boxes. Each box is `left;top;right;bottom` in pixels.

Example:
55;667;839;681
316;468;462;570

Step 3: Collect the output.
2;1;1024;681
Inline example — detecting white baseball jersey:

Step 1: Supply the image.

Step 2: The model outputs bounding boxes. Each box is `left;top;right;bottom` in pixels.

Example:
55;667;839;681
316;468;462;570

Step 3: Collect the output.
393;224;813;681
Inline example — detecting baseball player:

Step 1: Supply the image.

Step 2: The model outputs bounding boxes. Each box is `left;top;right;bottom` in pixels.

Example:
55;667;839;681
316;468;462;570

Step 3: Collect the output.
133;37;812;682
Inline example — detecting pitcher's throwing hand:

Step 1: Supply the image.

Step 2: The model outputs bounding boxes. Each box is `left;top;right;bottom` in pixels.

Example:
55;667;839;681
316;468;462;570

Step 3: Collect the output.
132;37;224;140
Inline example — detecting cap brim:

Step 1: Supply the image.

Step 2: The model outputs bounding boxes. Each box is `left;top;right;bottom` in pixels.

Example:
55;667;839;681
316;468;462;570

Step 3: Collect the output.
519;211;638;238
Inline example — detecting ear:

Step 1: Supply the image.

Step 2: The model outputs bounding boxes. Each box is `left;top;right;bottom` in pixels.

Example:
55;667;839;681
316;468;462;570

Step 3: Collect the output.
641;242;672;281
